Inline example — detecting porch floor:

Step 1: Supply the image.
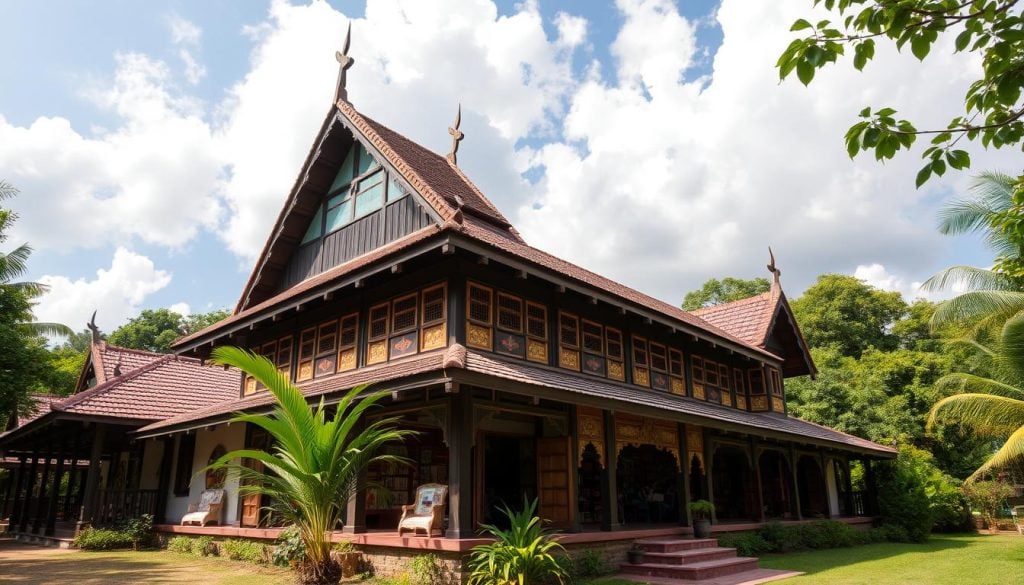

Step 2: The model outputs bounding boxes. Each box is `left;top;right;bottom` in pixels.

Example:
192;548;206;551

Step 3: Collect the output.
156;516;873;552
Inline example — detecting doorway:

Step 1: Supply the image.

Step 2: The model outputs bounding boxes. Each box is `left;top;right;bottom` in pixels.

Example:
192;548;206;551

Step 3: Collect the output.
481;434;536;526
616;445;680;525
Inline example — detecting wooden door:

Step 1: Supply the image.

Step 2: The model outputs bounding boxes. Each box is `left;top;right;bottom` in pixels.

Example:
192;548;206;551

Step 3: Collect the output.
239;460;262;527
536;436;574;528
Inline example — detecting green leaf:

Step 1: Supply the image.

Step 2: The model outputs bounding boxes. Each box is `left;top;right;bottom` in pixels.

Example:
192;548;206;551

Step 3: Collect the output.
916;164;932;188
796;60;815;85
955;30;972;52
910;35;931;60
791;18;813;31
876;107;897;117
859;106;872;117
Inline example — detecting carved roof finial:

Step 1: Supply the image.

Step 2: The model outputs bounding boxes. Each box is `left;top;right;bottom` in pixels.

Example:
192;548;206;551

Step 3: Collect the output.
87;310;101;345
767;247;781;285
446;103;464;166
334;22;355;103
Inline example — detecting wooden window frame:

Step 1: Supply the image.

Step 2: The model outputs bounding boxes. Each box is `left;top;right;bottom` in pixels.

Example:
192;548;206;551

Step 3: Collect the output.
632;335;650;387
467;282;494;326
296;327;317;382
558;312;580;349
668;348;684;377
496;292;525;334
769;367;783;396
526;302;548;341
421;283;447;326
316;321;339;357
557;311;581;371
692;355;705;384
466;282;493;351
276;335;293;374
390;293;419;335
368;303;390;342
338;312;359;372
649;341;668;373
605;327;624;360
525;301;548;364
749;368;766;395
581;319;604;355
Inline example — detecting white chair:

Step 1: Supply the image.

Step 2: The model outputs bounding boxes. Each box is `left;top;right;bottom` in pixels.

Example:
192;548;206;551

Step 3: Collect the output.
181;489;225;526
397;484;447;537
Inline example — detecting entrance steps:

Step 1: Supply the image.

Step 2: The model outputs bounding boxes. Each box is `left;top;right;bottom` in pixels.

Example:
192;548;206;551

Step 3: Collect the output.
619;537;777;583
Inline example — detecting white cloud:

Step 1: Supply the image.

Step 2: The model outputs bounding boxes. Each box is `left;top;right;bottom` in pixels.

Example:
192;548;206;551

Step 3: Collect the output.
0;52;223;251
168;302;192;316
168;14;206;84
554;12;587;49
34;247;172;333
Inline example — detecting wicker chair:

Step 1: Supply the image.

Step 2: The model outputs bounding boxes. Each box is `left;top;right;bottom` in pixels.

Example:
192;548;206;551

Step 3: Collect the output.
181;489;225;526
397;483;447;537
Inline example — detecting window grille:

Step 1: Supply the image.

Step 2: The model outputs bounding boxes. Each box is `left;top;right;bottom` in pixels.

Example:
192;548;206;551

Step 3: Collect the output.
496;293;524;333
391;294;418;334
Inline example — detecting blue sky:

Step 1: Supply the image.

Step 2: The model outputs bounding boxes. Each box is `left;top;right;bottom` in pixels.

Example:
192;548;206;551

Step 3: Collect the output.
0;1;997;334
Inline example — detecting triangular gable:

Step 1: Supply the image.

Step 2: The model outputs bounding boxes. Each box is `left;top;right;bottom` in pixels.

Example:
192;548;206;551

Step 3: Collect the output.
237;99;522;313
691;283;816;378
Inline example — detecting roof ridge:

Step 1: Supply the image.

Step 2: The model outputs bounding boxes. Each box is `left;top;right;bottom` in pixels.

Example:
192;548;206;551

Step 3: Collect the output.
690;291;773;316
101;343;167;359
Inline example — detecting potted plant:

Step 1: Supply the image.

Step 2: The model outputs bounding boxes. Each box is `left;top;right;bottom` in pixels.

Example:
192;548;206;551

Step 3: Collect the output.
688;500;714;538
626;544;646;565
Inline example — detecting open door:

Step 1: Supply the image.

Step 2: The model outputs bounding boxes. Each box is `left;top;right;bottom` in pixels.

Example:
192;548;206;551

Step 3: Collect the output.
537;436;574;528
240;427;271;527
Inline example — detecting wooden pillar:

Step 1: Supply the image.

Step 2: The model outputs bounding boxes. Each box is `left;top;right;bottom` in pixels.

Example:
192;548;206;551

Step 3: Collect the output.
18;456;39;533
32;454;54;533
45;452;67;536
750;437;765;522
78;426;106;528
153;438;174;525
568;405;582;533
864;459;877;516
600;410;621;531
678;423;691;527
789;448;802;521
343;418;367;534
446;388;474;538
819;451;833;519
843;458;855;516
7;456;27;525
703;428;716;523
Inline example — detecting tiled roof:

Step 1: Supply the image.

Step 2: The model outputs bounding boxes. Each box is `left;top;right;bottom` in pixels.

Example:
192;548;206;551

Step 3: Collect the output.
136;351;447;435
691;290;777;347
458;350;892;456
342;101;519;234
14;393;59;428
92;342;164;384
52;354;240;421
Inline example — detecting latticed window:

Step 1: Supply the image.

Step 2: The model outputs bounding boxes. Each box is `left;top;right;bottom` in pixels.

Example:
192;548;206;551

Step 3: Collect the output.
276;336;293;374
749;369;765;394
369;304;389;341
582;321;603;354
769;367;783;396
468;284;493;325
734;367;748;409
704;358;719;387
669;349;683;377
632;336;650;387
296;328;316;382
606;328;623;360
496;293;524;333
317;321;338;356
649;342;668;372
391;294;418;334
691;356;705;383
338;313;359;372
559;313;579;348
421;285;446;325
526;303;547;340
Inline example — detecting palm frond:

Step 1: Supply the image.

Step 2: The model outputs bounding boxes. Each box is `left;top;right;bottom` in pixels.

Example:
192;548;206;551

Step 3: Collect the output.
0;244;35;285
930;290;1024;329
0;181;17;200
920;266;1014;293
967;424;1024;482
18;321;73;337
932;373;1024;400
927;393;1024;437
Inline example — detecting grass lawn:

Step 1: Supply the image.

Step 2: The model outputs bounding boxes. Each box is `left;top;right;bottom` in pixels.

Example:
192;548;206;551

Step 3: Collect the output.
584;534;1023;585
757;533;1024;584
0;538;292;584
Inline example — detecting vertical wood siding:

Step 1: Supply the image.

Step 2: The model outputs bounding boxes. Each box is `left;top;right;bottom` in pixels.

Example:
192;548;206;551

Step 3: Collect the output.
281;195;434;290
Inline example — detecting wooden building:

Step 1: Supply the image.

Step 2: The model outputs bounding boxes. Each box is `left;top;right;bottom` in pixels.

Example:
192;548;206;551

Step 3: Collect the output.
1;36;893;576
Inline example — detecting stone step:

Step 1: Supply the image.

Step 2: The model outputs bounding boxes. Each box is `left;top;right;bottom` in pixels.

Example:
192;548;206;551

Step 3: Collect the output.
634;537;719;553
638;546;739;565
619;556;760;581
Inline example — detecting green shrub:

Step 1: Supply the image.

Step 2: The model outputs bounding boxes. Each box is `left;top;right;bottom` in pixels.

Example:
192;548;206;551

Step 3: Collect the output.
221;539;267;563
567;549;611;579
272;526;306;567
876;447;935;542
408;554;453;585
192;535;216;557
74;527;134;550
467;497;568;585
120;514;154;550
167;536;193;554
962;480;1016;529
715;531;771;556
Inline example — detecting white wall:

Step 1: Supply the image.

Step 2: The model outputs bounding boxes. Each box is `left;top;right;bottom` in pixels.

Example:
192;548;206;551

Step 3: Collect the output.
161;424;247;525
138;440;165;490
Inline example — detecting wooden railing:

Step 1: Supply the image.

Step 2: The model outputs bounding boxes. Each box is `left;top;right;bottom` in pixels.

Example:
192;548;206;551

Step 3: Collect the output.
91;489;159;526
852;490;866;516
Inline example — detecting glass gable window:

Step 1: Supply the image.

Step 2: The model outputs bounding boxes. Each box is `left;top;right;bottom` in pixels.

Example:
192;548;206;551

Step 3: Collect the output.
301;140;407;245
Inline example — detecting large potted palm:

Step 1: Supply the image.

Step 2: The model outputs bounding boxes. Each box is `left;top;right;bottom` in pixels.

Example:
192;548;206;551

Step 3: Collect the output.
205;347;414;585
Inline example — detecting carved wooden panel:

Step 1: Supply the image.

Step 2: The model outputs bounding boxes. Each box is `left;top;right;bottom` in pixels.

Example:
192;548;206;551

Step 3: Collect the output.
243;376;257;396
686;425;704;474
608;360;625;381
772;397;785;412
693;382;705;400
527;339;547;363
751;395;769;411
633;367;650;387
576;406;605;468
337;347;357;372
466;323;492;351
670;376;685;395
559;348;580;371
736;395;748;410
421;323;447;351
366;340;388;365
614;414;679;463
296;361;313;382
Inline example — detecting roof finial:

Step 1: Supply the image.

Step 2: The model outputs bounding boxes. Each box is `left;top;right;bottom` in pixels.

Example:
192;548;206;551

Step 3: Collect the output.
334;22;355;103
767;247;781;285
446;103;464;166
87;310;101;345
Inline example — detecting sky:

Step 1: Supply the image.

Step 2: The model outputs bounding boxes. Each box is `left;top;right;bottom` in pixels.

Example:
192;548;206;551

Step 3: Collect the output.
0;0;1009;335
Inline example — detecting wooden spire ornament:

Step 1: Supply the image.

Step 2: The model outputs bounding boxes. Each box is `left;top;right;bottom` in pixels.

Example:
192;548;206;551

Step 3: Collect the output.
334;22;354;103
446;104;464;166
767;247;781;284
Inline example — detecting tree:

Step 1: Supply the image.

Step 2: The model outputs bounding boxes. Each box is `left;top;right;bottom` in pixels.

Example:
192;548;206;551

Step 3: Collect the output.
682;277;771;310
205;347;414;585
778;1;1024;186
108;308;229;353
790;274;907;357
927;312;1024;481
